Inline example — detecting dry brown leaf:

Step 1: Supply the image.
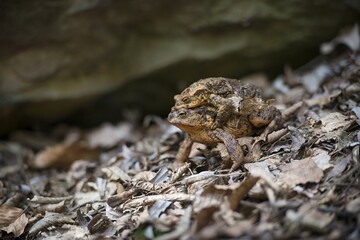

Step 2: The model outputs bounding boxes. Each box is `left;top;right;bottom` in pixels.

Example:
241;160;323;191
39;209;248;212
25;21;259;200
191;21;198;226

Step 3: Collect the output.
118;144;145;171
278;157;323;188
316;112;355;134
114;214;132;229
0;205;28;237
288;126;305;152
267;128;289;144
352;107;360;124
237;137;262;161
133;171;157;181
96;177;107;199
228;176;260;208
311;148;332;171
121;193;194;210
151;167;172;184
304;90;341;107
86;122;133;148
0;205;23;227
193;186;227;214
67;160;97;186
107;189;137;208
47;224;88;239
189;142;207;157
183;171;222;195
149;200;172;218
194;206;220;233
87;213;114;235
182;171;218;185
301;64;331;93
170;163;190;183
0;213;28;237
154;206;192;240
352;145;359;163
154;208;185;233
326;154;352;180
133;180;165;193
74;191;101;207
30;195;73;204
33;201;66;214
102;166;132;183
286;203;334;232
131;208;150;230
186;177;219;196
193;175;259;213
218;219;254;238
32;144;100;169
244;161;279;191
278;87;305;104
346;197;360;214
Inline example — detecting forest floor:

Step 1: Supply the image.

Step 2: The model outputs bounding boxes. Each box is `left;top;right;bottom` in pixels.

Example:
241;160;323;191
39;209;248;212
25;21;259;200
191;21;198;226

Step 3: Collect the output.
0;26;359;239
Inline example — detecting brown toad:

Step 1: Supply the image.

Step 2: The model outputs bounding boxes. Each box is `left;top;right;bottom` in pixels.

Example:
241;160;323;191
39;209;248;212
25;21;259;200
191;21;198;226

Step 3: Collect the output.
169;78;282;170
174;77;261;129
168;100;281;170
168;107;247;170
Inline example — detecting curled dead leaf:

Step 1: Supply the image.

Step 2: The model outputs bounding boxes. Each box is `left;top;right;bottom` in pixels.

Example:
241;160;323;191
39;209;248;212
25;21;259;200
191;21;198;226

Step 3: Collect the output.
193;175;260;213
33;201;66;214
346;197;360;214
0;205;28;237
86;122;133;148
311;148;332;171
154;206;192;240
316;112;355;134
278;157;323;188
121;193;195;210
32;144;100;169
30;195;73;204
28;212;74;237
286;203;334;232
87;213;114;235
304;90;341;107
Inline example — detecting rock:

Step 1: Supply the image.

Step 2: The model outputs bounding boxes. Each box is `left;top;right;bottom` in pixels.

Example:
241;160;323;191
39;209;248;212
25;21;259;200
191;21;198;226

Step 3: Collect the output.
0;0;359;134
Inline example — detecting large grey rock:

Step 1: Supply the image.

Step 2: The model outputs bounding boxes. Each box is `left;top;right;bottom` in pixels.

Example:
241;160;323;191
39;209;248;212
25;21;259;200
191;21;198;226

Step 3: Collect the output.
0;0;358;133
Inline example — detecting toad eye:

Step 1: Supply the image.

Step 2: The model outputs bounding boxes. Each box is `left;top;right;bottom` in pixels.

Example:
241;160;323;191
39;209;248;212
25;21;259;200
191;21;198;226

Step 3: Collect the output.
178;109;187;117
182;97;190;103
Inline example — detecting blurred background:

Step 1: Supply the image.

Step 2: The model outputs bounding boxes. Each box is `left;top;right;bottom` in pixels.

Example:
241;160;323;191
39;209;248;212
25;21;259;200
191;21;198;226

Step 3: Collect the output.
1;0;359;135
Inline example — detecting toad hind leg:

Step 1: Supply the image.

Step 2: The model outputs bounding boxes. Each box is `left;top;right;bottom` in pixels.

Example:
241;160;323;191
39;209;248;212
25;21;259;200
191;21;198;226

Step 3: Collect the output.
212;128;244;171
250;105;282;143
258;107;282;141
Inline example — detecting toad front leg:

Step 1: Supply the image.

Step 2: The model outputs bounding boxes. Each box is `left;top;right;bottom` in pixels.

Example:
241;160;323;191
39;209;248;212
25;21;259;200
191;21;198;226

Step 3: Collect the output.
175;134;193;165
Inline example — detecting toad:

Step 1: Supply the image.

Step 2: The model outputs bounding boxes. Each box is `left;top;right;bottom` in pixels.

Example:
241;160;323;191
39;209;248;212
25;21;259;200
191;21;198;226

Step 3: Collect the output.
174;77;261;129
168;98;281;170
169;77;284;170
168;107;246;170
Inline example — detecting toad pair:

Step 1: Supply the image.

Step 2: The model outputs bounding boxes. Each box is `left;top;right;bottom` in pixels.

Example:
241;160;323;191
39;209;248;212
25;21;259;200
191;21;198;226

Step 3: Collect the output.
168;77;281;170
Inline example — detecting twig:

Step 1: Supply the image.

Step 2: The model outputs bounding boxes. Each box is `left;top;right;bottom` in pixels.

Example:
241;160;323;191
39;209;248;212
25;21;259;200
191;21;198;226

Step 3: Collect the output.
121;193;195;209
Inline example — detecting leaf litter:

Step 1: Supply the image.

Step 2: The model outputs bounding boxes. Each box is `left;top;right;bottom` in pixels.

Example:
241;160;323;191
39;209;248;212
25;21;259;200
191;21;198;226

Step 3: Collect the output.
0;25;360;239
